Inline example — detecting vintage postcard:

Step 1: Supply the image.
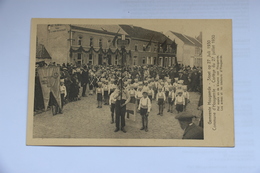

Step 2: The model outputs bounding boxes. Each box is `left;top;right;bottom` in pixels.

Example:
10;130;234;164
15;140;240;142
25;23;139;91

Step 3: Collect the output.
27;18;234;147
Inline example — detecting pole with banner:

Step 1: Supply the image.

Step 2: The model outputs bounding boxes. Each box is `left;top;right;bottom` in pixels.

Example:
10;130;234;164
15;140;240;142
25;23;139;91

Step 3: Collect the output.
37;66;61;111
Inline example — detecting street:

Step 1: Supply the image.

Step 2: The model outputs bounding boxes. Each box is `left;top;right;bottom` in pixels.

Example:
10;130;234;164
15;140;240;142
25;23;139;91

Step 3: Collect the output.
33;91;202;139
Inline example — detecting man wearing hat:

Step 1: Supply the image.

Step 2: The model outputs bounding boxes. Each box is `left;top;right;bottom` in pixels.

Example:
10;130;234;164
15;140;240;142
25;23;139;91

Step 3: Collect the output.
113;79;130;133
138;90;152;132
175;112;203;139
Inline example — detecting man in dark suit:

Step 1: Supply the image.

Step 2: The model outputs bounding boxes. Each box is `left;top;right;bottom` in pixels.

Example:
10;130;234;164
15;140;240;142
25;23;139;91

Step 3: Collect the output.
81;66;89;97
175;112;204;139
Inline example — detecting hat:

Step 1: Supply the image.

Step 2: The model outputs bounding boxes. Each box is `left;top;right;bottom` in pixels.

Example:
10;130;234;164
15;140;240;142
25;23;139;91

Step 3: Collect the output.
177;90;183;94
174;77;178;81
178;70;184;73
175;112;196;120
142;89;148;94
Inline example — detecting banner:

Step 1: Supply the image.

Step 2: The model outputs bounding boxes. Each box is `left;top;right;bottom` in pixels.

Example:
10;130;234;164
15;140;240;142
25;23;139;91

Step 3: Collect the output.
37;66;61;110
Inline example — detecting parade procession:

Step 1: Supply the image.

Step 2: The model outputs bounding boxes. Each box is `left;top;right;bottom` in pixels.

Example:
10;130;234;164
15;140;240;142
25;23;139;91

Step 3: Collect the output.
33;24;203;140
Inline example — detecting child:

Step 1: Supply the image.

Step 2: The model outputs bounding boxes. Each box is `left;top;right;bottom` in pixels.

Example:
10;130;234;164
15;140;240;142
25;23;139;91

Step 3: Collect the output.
89;72;95;95
143;80;149;91
109;91;116;124
156;86;166;116
59;79;67;114
173;77;179;93
138;90;152;132
175;91;185;113
103;80;110;105
96;82;104;108
167;86;175;113
135;84;143;109
109;79;116;95
126;84;136;119
182;85;190;111
133;78;139;90
147;85;154;103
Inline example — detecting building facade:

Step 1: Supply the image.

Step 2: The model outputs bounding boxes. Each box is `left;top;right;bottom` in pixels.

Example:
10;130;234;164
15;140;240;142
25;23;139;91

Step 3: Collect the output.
165;31;202;67
36;24;131;66
120;25;177;67
36;24;177;67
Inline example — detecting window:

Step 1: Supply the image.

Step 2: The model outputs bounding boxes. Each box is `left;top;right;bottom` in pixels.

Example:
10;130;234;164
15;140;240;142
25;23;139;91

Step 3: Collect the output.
115;55;118;65
142;57;146;64
89;54;93;64
90;37;93;47
99;38;102;47
147;45;151;52
77;53;82;65
135;44;138;51
159;44;162;52
167;45;171;52
143;45;146;51
154;45;157;52
78;37;82;45
133;56;137;65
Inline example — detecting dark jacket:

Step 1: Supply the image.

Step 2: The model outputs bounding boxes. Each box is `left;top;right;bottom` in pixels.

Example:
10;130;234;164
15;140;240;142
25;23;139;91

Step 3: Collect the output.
81;70;89;84
183;123;203;139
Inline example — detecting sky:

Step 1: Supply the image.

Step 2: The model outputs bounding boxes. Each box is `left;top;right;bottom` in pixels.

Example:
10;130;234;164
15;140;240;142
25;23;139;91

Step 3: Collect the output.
126;20;203;37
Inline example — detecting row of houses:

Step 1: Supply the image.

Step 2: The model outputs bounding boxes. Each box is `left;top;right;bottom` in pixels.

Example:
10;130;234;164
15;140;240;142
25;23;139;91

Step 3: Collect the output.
36;24;202;67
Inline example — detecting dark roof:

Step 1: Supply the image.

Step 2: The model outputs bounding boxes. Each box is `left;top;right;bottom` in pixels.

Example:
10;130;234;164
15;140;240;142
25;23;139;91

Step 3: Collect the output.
71;25;128;36
119;25;172;44
36;44;51;59
170;31;201;47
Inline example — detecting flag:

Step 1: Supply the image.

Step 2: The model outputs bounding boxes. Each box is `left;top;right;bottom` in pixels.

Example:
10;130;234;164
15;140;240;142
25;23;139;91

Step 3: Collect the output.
145;34;154;51
174;56;180;72
161;38;167;52
112;28;120;46
38;66;61;110
171;39;177;50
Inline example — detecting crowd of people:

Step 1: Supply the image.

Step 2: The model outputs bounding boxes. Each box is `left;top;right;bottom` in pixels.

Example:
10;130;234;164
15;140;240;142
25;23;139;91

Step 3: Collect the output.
34;61;203;139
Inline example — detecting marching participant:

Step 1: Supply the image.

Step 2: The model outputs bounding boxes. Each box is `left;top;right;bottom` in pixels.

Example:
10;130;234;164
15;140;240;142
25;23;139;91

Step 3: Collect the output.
103;80;110;105
142;80;149;91
109;91;116;124
109;78;116;95
59;79;67;114
156;86;166;116
167;86;175;113
133;78;139;90
126;84;137;119
173;77;179;92
113;79;130;133
182;85;190;111
147;85;154;103
138;90;152;132
96;82;104;108
175;91;185;113
89;71;96;95
135;84;143;111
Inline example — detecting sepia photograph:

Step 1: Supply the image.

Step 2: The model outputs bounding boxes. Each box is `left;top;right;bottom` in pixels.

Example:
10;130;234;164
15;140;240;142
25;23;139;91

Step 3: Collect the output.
27;19;233;146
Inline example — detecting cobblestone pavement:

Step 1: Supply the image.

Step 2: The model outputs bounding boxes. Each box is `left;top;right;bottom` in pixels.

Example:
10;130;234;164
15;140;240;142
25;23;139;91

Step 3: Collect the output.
33;91;202;139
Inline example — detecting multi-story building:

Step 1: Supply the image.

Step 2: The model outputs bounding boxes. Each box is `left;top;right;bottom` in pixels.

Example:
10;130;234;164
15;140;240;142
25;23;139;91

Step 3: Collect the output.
165;31;202;67
36;24;177;67
36;24;130;66
119;25;177;67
